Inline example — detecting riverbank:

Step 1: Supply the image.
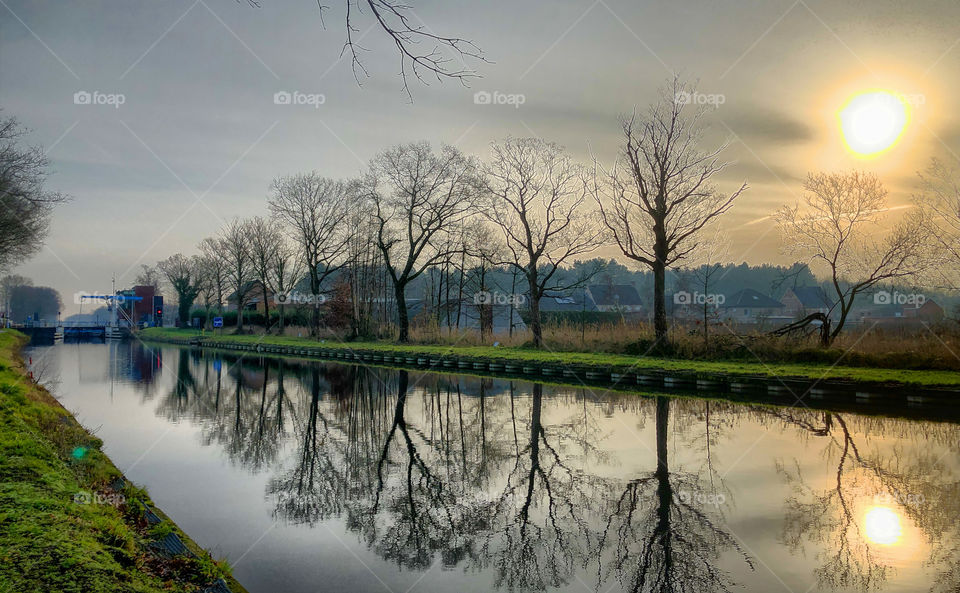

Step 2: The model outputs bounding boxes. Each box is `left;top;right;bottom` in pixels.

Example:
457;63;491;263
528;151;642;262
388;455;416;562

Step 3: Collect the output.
140;327;960;388
0;330;247;593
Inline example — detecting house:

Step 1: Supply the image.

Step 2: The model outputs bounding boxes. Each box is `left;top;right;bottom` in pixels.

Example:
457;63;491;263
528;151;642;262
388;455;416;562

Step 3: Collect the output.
440;300;528;335
903;300;945;322
537;290;599;313
587;284;644;313
226;280;271;312
856;298;946;327
781;286;834;318
719;288;786;324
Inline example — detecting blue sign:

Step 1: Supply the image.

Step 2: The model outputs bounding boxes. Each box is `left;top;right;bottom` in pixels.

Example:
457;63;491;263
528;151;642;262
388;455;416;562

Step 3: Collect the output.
213;317;223;328
213;360;222;372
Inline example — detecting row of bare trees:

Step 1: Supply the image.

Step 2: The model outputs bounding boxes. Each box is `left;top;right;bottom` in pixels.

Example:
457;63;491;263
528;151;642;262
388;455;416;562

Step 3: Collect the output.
146;79;959;349
147;79;748;347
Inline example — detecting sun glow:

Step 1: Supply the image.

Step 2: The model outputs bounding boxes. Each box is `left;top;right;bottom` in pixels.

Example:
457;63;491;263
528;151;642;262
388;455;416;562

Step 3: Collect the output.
839;91;909;157
864;506;903;546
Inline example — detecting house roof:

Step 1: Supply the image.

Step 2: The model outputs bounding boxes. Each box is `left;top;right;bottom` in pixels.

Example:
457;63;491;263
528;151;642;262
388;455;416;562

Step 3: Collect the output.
588;284;643;307
721;288;784;309
787;286;834;309
537;290;598;312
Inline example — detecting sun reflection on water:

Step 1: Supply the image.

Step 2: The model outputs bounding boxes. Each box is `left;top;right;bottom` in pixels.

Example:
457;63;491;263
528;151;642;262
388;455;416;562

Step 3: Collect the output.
864;506;903;546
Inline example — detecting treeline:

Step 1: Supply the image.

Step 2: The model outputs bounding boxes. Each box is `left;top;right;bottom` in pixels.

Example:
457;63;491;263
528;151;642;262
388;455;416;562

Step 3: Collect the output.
0;275;61;323
146;80;960;349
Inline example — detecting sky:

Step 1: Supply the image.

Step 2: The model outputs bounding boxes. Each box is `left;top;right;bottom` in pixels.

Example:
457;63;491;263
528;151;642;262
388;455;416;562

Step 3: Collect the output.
2;0;959;314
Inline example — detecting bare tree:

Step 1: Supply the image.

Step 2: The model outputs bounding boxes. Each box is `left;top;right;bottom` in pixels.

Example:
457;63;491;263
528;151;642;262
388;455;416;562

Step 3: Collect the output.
688;225;730;348
483;138;602;347
913;158;960;292
462;221;504;343
246;215;283;330
218;219;254;332
593;80;747;345
365;142;482;342
243;2;484;99
198;237;228;316
157;253;203;325
337;0;483;98
0;115;68;272
775;171;928;346
269;233;303;333
268;173;353;337
134;264;162;292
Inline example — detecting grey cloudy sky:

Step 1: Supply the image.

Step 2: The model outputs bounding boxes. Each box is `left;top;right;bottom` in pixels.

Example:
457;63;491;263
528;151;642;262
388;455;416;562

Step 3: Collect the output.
3;0;959;313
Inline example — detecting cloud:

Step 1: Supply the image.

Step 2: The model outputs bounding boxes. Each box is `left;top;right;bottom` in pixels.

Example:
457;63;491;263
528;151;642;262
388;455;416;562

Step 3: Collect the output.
716;105;815;144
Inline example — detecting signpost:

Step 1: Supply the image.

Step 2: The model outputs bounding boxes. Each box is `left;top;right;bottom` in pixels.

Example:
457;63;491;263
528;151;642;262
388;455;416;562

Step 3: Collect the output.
213;317;223;328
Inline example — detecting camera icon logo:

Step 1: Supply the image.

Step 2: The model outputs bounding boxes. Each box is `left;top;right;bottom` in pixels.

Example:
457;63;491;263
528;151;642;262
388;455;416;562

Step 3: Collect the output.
673;291;692;305
273;91;292;105
73;491;92;505
74;91;92;105
273;291;291;305
473;291;493;305
474;91;492;105
874;290;892;305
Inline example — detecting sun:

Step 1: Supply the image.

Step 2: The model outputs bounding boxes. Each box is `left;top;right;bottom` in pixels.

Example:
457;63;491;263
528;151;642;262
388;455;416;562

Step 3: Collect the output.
839;91;909;157
864;506;903;546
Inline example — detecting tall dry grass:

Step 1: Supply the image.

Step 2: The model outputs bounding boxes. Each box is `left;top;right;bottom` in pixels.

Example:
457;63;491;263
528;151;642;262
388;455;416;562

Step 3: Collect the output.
270;318;960;371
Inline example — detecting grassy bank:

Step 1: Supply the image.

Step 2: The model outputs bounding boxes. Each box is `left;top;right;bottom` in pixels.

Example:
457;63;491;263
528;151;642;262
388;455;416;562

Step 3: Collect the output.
0;330;246;593
141;327;960;387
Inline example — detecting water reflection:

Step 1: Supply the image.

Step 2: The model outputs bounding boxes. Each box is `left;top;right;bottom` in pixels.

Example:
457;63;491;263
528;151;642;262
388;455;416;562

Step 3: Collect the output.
41;342;960;593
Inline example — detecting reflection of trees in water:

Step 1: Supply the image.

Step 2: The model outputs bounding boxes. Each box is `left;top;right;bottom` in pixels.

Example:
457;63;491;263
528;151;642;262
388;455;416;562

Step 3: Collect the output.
155;352;290;471
480;383;607;591
597;397;752;593
148;344;959;593
767;409;960;592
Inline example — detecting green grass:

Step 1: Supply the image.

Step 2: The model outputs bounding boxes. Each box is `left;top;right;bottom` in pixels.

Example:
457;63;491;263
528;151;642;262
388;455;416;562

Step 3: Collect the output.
0;329;244;593
141;327;960;387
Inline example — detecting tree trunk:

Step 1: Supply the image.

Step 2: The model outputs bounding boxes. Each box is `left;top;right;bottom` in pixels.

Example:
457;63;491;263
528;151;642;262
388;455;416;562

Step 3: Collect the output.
262;282;271;332
395;281;410;342
529;293;543;348
178;298;191;325
310;268;321;338
653;259;667;343
829;297;851;345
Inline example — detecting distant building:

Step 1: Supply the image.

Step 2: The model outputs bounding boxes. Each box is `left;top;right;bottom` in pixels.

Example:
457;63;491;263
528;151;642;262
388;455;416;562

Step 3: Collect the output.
587;284;644;313
537;290;598;313
781;286;834;318
719;288;786;324
535;284;643;315
440;300;528;335
226;281;270;312
856;299;946;327
116;285;158;327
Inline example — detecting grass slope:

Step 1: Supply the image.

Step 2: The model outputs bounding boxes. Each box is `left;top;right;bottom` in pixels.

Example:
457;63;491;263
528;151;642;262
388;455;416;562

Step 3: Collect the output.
0;330;244;593
141;327;960;387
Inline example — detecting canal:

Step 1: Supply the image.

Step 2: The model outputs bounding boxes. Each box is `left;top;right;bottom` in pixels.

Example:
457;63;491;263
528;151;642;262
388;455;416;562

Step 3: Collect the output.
27;341;960;593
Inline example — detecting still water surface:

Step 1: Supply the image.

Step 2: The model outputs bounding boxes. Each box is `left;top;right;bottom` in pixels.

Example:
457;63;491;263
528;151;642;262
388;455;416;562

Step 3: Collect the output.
29;341;960;593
